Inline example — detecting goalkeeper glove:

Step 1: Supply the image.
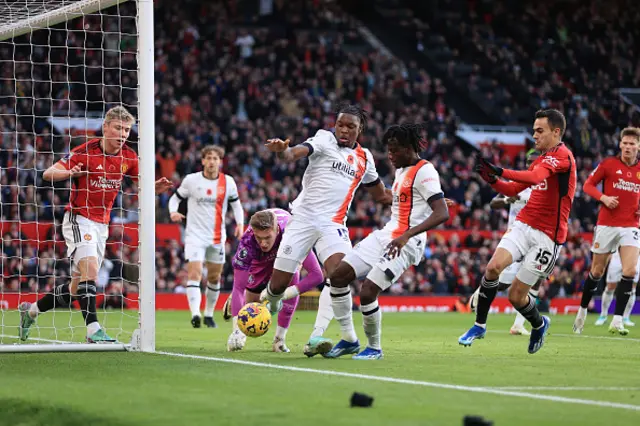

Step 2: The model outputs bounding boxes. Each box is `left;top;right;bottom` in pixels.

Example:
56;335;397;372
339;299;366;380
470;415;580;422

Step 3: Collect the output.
475;157;503;183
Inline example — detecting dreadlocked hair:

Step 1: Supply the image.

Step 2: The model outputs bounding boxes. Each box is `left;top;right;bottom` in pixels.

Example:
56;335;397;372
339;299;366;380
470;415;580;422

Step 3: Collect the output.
383;123;426;152
336;102;368;133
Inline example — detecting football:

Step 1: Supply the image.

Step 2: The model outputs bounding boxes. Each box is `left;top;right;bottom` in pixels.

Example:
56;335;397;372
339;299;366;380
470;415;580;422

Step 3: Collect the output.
237;302;272;337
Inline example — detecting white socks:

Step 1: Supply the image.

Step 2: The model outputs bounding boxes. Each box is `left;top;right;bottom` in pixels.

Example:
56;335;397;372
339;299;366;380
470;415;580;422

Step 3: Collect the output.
186;280;201;317
204;282;221;317
283;285;300;301
86;321;101;336
275;326;288;340
624;289;636;318
512;312;526;328
310;284;334;339
602;290;614;316
361;301;381;350
330;286;357;343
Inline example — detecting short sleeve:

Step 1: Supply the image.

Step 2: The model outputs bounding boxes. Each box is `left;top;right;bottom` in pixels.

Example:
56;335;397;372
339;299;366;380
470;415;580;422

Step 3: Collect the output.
361;149;379;186
416;163;443;202
176;174;192;198
60;150;86;170
227;175;240;202
537;149;572;174
302;129;333;158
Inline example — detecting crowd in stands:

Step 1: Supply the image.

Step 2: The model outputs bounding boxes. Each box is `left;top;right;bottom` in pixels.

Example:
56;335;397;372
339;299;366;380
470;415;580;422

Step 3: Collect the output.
1;0;638;301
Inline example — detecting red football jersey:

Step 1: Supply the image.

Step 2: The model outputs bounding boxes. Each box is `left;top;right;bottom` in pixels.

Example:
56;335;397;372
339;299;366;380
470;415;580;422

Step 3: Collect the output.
61;139;139;224
584;156;640;228
516;143;577;244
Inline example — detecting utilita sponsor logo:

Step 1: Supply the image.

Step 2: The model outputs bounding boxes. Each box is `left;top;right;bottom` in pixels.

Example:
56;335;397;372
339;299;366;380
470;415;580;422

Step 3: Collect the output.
196;197;216;205
331;161;360;178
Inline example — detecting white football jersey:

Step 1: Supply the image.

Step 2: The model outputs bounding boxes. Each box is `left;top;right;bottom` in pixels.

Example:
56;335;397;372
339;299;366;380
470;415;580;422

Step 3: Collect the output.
176;172;239;246
382;160;443;245
507;188;532;228
290;129;379;224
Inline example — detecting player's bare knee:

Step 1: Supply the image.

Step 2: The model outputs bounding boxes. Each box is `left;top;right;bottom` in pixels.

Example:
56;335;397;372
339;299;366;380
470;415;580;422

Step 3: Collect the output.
187;261;203;282
484;261;503;281
622;266;637;279
324;253;346;276
328;262;354;288
360;281;379;305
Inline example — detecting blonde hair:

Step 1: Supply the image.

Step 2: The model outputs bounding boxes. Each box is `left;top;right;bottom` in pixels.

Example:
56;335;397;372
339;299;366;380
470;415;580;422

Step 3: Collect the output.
249;210;276;231
201;145;225;159
620;127;640;142
104;106;135;125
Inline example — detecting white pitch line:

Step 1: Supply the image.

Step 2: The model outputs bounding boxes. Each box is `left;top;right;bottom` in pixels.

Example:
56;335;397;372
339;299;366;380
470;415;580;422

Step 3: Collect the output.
490;386;640;391
0;333;72;344
553;333;640;342
156;351;640;412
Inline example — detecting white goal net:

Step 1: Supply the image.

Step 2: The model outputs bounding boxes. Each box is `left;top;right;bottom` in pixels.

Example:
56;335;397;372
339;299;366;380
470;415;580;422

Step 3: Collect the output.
0;0;156;352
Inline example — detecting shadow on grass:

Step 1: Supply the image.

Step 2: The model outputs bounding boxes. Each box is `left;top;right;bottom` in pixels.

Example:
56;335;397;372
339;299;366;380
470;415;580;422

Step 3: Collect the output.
0;398;132;426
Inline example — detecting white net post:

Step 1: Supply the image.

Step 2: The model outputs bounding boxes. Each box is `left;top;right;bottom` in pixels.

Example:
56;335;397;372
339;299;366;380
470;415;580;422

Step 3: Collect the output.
0;0;153;353
133;0;155;353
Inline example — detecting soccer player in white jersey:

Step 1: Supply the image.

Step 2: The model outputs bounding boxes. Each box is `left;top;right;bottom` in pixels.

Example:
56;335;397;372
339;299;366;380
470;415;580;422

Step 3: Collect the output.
595;250;639;327
325;124;450;359
262;104;392;356
470;149;542;336
168;146;244;328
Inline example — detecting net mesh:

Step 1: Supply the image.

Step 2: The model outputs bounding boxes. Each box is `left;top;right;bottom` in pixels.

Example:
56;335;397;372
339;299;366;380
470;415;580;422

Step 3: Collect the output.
0;0;140;346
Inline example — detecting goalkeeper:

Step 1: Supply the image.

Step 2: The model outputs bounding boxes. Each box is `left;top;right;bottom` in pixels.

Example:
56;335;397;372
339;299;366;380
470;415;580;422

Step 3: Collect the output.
225;208;324;353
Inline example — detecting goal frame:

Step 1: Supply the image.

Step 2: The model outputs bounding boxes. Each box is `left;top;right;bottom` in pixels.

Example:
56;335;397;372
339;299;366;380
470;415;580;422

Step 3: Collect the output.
0;0;156;353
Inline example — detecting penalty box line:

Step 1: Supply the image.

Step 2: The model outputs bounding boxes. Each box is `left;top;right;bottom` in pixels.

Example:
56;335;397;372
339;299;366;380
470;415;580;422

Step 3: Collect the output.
156;351;640;412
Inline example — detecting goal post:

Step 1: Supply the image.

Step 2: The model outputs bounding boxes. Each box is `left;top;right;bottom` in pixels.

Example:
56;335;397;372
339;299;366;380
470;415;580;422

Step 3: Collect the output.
0;0;155;353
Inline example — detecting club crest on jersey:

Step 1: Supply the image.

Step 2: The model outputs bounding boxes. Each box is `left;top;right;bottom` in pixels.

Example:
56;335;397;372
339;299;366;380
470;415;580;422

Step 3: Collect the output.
84;234;92;241
218;187;225;196
637;172;640;180
594;242;600;249
121;164;128;173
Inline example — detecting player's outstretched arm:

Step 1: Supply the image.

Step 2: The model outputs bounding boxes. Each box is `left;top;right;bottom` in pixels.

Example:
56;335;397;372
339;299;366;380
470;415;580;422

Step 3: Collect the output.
154;177;173;194
489;194;509;210
366;180;393;205
386;195;450;259
265;138;310;162
42;162;84;181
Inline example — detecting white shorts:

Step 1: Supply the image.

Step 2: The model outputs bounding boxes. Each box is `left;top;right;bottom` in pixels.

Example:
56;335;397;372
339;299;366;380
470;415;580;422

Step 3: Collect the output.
606;251;640;283
274;215;352;273
497;221;560;286
343;229;423;291
184;242;225;264
498;261;522;285
62;211;109;274
592;226;640;254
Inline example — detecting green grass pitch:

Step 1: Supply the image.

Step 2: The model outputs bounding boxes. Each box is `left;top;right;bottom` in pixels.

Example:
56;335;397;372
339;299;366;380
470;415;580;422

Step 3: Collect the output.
1;310;639;425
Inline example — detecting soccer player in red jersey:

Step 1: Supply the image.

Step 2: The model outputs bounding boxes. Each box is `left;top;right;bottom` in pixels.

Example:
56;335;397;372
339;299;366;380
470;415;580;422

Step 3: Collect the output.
18;106;173;343
459;109;577;354
573;127;640;335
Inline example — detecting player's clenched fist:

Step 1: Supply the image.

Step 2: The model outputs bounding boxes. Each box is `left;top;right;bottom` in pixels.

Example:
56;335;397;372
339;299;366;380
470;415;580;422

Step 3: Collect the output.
69;163;85;177
265;138;290;152
170;212;185;223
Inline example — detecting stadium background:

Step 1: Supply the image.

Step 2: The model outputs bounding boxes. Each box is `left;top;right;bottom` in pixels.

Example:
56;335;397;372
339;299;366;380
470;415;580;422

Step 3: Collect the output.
1;0;640;311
